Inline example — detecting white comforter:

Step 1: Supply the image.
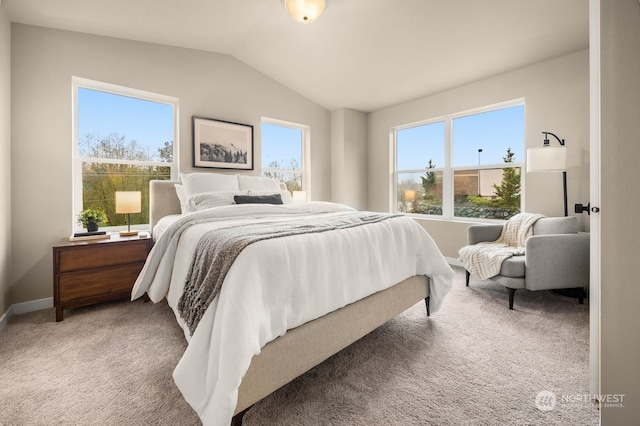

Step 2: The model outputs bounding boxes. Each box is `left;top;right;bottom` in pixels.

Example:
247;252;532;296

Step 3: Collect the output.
132;202;454;426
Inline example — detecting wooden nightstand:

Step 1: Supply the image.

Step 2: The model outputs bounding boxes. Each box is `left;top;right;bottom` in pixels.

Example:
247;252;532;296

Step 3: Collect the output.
53;233;153;321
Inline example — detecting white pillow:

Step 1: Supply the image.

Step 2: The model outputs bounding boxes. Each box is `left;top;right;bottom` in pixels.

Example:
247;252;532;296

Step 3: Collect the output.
237;175;282;191
180;172;240;197
185;191;248;212
174;184;188;213
248;189;294;204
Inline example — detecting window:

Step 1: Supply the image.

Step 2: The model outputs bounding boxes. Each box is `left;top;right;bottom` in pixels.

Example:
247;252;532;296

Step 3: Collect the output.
261;118;309;194
395;102;524;220
396;121;445;215
73;78;178;231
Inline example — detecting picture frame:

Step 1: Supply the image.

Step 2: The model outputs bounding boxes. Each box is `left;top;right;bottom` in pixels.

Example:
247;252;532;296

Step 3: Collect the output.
192;116;254;170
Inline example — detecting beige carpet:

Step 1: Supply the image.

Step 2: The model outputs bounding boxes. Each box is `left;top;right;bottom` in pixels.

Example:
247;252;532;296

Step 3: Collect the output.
0;268;599;425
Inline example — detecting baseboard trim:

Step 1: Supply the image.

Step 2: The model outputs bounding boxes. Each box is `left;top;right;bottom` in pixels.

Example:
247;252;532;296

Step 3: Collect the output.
13;297;53;315
0;304;14;333
0;297;53;332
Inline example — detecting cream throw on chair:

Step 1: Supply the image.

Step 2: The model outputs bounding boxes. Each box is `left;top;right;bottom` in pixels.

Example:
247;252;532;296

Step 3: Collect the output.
458;213;545;280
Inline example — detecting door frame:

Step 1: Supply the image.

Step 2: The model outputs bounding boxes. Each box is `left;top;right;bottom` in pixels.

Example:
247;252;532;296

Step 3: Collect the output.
588;0;601;398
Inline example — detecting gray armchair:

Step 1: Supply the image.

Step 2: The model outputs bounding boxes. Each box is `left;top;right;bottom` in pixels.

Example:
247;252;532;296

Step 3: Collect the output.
464;216;590;309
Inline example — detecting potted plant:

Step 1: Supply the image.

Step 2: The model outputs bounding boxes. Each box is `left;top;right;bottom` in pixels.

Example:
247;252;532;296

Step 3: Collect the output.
77;208;107;232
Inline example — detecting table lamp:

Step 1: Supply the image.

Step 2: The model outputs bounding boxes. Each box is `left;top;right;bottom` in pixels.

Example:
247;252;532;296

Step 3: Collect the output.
115;191;141;236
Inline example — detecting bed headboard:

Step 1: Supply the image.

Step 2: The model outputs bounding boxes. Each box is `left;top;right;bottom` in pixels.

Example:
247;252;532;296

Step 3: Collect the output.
150;180;181;231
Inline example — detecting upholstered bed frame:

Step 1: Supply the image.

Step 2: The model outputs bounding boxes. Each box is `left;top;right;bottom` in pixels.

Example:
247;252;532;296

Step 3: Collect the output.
149;180;431;425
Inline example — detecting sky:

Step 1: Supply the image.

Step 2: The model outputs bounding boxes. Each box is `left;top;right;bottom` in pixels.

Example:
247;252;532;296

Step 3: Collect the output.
77;88;174;161
79;88;302;167
397;104;524;170
261;122;302;169
78;87;520;173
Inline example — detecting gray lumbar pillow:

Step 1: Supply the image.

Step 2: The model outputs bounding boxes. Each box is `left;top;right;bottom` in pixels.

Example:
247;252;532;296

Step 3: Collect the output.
233;194;283;205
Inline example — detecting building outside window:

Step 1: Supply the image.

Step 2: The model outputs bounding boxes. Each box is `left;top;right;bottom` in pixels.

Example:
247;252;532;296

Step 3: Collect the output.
261;118;309;195
73;78;178;231
395;101;524;220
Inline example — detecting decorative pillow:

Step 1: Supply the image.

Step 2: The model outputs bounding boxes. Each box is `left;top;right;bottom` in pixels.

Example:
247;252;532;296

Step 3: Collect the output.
180;172;240;197
237;175;282;191
248;189;293;204
174;184;188;213
234;194;283;205
185;191;247;212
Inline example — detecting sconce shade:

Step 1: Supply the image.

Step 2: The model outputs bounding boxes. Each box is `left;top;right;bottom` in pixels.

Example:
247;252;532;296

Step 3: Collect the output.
115;191;141;214
282;0;327;23
526;146;567;172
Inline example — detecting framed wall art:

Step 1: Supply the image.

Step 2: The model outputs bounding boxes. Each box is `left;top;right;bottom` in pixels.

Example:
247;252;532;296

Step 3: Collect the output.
192;116;254;170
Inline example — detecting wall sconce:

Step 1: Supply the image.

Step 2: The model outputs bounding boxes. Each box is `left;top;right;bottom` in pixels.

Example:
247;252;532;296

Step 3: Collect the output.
282;0;327;23
115;191;141;236
526;132;568;216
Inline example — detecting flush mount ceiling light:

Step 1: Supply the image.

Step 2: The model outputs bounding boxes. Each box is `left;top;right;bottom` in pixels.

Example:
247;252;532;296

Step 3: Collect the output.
282;0;327;23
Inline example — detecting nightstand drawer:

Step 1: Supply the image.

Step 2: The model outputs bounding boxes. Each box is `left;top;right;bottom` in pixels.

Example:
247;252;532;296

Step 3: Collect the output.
57;262;144;302
56;240;149;273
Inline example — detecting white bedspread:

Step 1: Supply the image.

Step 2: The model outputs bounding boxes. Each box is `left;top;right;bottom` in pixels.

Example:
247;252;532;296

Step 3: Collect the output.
132;202;454;426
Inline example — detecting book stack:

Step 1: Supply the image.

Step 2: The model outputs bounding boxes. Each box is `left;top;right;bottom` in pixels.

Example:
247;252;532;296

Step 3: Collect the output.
69;231;111;242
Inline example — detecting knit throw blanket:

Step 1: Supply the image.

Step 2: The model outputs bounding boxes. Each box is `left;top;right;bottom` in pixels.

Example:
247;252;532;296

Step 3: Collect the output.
178;212;400;335
458;213;545;281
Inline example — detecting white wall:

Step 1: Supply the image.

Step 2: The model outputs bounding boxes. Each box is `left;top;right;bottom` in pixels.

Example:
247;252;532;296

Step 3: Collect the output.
331;108;367;209
0;5;11;318
600;0;640;423
367;50;590;258
10;24;331;304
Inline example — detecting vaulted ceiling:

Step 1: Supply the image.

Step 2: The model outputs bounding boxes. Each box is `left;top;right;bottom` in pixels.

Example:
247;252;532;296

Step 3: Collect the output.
4;0;589;112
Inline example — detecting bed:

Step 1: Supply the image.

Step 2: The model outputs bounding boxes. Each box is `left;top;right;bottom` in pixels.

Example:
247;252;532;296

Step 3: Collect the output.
132;176;455;426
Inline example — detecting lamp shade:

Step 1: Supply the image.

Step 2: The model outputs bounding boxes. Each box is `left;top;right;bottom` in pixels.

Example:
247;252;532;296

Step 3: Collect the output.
292;191;307;202
115;191;141;214
404;190;416;201
526;146;567;172
282;0;327;23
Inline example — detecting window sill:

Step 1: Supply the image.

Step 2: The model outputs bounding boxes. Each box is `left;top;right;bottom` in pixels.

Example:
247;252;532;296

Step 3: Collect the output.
402;212;506;225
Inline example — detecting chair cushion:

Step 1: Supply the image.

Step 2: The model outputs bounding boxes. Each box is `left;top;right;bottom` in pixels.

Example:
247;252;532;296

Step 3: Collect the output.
532;216;577;235
499;256;525;278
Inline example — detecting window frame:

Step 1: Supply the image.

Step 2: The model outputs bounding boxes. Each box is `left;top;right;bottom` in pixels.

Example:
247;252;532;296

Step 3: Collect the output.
72;77;179;232
260;116;311;198
392;99;525;221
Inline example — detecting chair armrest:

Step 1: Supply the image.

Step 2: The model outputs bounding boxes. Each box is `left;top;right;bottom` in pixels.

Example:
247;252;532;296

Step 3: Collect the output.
467;224;503;245
525;233;590;291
